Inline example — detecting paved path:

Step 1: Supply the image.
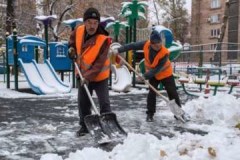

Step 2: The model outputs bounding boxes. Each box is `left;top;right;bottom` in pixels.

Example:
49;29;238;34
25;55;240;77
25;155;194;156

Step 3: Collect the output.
0;92;201;160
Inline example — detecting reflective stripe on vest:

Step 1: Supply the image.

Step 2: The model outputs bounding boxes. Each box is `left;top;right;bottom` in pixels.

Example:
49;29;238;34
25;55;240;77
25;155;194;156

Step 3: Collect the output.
75;25;110;82
143;40;173;80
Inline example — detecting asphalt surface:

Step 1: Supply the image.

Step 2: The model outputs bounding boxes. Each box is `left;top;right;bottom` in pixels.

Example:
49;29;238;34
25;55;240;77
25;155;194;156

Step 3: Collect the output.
0;91;203;160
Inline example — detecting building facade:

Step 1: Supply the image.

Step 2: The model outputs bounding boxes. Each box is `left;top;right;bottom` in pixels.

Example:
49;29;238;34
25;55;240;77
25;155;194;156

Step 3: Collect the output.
191;0;239;64
228;0;239;60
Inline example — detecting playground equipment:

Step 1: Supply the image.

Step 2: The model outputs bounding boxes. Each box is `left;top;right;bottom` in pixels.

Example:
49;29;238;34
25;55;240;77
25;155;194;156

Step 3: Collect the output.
109;43;132;92
19;59;71;95
106;20;128;42
5;31;71;95
120;0;148;87
49;42;71;70
177;73;240;97
111;64;132;92
35;15;57;59
0;47;6;75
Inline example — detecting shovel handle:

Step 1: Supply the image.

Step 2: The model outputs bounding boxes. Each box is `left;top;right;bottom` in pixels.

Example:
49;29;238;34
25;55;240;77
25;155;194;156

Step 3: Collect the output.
74;62;100;115
117;55;169;102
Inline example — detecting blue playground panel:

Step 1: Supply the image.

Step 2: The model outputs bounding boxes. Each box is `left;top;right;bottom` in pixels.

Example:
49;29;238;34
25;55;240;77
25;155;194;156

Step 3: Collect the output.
18;35;46;63
7;35;46;65
0;63;6;74
153;25;173;48
49;42;71;71
6;36;14;65
7;34;71;71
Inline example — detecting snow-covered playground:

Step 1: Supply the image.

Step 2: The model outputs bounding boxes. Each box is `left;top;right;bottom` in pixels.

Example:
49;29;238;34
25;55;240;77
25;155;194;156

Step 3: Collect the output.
0;74;240;160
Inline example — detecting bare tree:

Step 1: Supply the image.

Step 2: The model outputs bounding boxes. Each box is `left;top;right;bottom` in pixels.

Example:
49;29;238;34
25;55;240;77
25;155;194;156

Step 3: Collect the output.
15;0;37;35
156;0;190;43
4;0;133;42
6;0;16;33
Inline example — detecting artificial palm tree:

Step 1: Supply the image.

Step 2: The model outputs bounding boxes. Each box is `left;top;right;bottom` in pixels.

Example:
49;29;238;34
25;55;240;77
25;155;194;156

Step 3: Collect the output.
120;0;148;87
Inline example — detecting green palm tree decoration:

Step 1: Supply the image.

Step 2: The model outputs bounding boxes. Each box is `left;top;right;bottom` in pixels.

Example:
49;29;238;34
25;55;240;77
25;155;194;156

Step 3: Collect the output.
120;0;147;42
120;0;147;20
106;20;128;42
120;0;148;87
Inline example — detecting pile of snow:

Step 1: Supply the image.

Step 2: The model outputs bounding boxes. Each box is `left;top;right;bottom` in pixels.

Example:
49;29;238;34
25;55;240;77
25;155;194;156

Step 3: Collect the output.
184;93;240;127
41;93;240;160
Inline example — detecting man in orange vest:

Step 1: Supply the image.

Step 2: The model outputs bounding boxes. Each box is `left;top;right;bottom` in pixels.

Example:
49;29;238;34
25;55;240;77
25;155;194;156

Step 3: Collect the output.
68;7;112;136
113;30;189;122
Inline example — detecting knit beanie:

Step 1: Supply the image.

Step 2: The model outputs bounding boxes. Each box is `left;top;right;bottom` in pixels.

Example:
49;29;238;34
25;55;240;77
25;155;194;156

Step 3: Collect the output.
150;30;161;43
83;7;100;22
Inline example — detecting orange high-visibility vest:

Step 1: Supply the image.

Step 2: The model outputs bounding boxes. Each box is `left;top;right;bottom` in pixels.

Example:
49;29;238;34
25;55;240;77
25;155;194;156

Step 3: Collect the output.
143;40;173;80
75;25;110;82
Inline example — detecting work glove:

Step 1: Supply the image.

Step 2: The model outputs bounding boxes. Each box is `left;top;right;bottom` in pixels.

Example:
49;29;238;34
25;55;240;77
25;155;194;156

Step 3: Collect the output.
137;75;145;82
143;72;151;80
111;48;119;55
80;78;89;86
68;47;77;59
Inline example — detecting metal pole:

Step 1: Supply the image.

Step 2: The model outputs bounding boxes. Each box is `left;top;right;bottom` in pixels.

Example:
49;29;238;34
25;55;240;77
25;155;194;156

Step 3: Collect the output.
217;42;222;68
230;59;232;75
125;26;129;63
71;27;76;88
44;24;48;59
5;32;10;88
132;18;137;87
198;45;203;78
13;28;18;90
115;35;118;42
3;45;6;83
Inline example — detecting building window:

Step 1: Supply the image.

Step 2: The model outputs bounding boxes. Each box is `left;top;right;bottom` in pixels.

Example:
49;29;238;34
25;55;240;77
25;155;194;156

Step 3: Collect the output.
210;43;217;50
210;14;221;23
211;0;220;9
210;28;221;38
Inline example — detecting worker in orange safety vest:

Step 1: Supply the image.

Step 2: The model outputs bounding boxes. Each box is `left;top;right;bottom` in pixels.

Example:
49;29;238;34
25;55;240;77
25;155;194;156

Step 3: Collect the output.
68;7;112;136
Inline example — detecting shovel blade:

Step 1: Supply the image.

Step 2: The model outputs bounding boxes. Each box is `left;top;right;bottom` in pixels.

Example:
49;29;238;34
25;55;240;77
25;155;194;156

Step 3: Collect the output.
84;114;111;144
168;100;185;122
101;112;127;139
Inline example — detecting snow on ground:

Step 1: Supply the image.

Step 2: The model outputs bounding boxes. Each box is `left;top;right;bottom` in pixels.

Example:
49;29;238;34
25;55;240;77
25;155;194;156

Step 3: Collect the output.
40;93;240;160
0;74;240;160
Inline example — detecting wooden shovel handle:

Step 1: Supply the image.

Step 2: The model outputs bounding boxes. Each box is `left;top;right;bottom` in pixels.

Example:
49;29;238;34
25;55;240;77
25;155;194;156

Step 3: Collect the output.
117;55;169;102
74;62;100;115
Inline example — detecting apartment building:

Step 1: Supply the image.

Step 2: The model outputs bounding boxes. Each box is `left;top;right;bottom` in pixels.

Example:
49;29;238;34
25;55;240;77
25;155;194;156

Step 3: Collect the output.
228;0;239;60
191;0;239;63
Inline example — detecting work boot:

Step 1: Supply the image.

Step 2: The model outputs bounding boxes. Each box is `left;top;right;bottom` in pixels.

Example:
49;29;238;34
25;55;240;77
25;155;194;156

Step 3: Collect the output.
76;126;89;137
146;114;154;122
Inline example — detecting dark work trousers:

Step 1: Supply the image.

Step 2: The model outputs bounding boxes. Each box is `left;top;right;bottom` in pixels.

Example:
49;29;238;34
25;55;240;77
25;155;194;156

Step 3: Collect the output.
78;78;111;127
146;75;181;115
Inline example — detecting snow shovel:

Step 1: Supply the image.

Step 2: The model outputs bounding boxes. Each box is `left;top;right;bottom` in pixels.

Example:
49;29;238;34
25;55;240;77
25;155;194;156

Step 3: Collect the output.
109;43;186;123
74;62;126;143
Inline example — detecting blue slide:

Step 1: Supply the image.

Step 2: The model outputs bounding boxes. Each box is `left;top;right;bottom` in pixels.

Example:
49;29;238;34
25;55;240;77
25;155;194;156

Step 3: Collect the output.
18;58;71;95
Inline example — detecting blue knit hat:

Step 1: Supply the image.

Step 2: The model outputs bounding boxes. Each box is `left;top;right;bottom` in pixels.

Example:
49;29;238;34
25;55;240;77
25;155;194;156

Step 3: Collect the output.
150;30;161;43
